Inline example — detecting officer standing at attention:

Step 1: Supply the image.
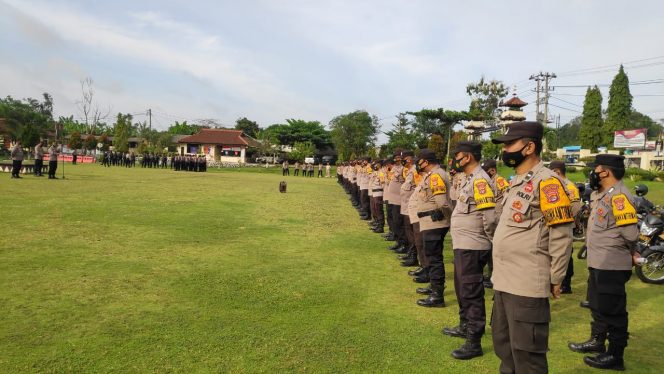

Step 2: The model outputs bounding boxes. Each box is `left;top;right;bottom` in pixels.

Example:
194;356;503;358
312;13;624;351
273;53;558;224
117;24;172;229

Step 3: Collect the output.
490;121;573;373
413;149;453;308
34;141;44;177
568;154;639;371
384;152;404;243
48;142;59;179
318;162;323;178
480;158;510;289
443;141;497;360
10;140;24;179
325;162;331;178
549;160;582;294
282;160;289;176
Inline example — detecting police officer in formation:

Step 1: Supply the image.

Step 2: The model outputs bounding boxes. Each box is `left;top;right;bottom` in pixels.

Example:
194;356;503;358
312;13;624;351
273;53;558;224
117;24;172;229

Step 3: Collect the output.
10;140;24;178
34;140;44;177
47;142;59;179
172;155;207;172
336;121;641;371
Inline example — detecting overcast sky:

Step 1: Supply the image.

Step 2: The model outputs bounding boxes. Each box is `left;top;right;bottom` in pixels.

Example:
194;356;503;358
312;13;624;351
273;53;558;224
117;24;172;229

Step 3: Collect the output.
1;0;663;142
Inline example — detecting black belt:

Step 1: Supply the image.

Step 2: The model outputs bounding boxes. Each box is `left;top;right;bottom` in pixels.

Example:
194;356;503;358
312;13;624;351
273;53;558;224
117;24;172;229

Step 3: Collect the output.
372;189;383;192
417;210;436;218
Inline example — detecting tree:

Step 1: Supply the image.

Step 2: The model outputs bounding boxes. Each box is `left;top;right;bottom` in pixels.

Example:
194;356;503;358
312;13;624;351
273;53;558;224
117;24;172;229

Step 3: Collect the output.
579;86;604;152
481;131;503;160
428;134;446;161
383;113;418;155
466;77;509;121
155;132;174;152
112;113;133;153
98;133;110;151
407;108;469;163
0;94;53;147
556;116;582;147
630;110;663;139
289;141;316;162
235;117;259;138
167;120;203;135
77;77;110;134
329;110;380;161
68;131;82;150
604;65;633;147
84;134;97;153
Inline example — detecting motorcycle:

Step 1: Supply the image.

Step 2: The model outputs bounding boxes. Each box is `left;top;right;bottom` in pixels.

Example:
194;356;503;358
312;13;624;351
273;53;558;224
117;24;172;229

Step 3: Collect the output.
575;183;591;259
635;211;664;284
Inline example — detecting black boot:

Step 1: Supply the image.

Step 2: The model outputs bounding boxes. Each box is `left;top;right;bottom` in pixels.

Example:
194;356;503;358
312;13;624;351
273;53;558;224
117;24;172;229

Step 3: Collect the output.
408;267;424;276
394;245;409;255
569;335;606;353
583;353;625;371
412;273;430;283
401;256;418;267
372;226;384;233
442;321;468;338
580;300;590;309
383;233;396;241
416;286;432;295
416;287;444;308
451;338;483;360
388;243;402;251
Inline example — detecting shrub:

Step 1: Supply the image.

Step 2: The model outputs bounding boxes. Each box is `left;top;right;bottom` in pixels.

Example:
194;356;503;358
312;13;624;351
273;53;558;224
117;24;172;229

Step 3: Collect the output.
626;168;655;182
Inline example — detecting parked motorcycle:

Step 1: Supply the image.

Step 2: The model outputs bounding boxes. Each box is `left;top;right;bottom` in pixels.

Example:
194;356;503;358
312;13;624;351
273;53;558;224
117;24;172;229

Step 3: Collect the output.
635;212;664;284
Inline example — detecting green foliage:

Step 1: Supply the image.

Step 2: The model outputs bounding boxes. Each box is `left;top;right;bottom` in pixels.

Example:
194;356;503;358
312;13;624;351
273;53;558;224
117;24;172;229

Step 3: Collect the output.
557;116;581;147
264;119;332;151
579;86;604;152
481;131;503;160
427;134;446;161
0;94;54;146
625;168;656;182
84;134;97;151
465;76;509;121
408;108;469;162
604;65;633;147
235;117;260;138
155;132;174;152
629;110;663;139
382;113;418;156
167;121;204;135
112;113;132;153
98;133;110;151
68;131;82;150
329;110;379;161
289;141;316;162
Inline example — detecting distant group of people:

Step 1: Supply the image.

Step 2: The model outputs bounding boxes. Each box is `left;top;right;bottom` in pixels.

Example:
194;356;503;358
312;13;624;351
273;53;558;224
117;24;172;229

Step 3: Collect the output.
140;153;168;169
9;140;61;179
282;160;331;178
102;151;136;167
172;155;207;172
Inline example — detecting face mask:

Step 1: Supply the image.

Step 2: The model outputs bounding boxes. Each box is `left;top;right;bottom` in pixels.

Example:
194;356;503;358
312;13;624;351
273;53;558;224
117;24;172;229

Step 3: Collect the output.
501;143;529;168
415;160;426;173
373;165;379;171
589;170;605;190
451;156;464;173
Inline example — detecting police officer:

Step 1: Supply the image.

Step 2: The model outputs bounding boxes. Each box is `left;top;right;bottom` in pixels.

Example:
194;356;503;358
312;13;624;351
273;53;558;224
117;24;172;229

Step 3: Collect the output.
359;158;372;220
395;151;416;256
549;160;582;294
443;141;497;360
34;140;44;177
413;149;453;308
282;160;289;176
48;142;59;179
568;154;639;371
10;140;24;179
490;121;574;373
369;160;386;233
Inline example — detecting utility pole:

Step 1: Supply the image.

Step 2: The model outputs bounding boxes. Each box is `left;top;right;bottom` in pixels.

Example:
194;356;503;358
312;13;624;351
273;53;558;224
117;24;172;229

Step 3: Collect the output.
556;114;560;149
148;109;152;132
530;72;556;124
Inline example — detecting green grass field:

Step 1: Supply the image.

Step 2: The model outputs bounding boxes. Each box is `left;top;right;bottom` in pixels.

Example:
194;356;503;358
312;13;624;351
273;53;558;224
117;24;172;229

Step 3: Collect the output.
1;164;663;373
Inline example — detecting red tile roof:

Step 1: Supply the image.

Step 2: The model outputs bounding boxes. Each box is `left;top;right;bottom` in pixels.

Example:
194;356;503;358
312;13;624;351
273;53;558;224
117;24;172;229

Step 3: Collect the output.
501;96;528;108
178;129;259;147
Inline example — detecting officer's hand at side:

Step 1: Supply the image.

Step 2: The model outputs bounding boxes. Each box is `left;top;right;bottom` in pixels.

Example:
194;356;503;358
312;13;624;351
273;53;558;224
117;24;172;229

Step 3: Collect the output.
632;252;644;267
550;284;562;299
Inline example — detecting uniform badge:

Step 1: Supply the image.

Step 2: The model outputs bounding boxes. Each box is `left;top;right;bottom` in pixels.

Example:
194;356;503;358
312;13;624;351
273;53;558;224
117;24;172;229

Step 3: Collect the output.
512;200;523;210
512;212;523;223
597;207;605;216
475;180;487;194
614;197;625;211
524;181;533;193
542;184;560;203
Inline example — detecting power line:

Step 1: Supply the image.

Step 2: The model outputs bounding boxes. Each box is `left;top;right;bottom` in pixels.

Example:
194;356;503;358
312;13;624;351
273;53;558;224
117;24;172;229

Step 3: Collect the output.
553;78;664;88
548;102;582;113
557;55;664;76
549;95;583;108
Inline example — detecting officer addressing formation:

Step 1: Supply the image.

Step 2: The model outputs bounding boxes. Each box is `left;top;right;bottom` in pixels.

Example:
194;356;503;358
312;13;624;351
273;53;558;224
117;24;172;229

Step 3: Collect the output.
337;120;642;372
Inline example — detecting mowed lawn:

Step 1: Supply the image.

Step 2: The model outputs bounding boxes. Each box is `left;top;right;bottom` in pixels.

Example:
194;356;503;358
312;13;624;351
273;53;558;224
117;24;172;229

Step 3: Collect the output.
1;164;663;373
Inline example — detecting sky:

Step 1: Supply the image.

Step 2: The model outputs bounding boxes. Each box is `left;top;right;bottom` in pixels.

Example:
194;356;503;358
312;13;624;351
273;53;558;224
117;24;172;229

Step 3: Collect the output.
1;0;663;143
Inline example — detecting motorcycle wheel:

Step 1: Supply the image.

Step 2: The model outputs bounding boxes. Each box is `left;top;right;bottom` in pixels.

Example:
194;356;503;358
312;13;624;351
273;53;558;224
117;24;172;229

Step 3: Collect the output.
577;245;587;260
636;249;664;285
573;225;586;242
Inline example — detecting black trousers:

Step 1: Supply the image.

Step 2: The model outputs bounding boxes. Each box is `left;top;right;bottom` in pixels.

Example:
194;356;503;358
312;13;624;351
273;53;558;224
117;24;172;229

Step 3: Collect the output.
34;159;43;175
390;205;405;244
371;196;384;225
588;268;631;355
360;189;370;216
48;161;58;177
492;291;550;374
423;227;449;291
453;249;490;338
413;221;426;267
12;160;22;177
294;169;299;176
282;168;289;176
385;203;394;232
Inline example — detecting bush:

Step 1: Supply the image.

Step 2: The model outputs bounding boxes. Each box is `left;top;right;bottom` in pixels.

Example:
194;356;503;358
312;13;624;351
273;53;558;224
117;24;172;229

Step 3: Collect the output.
567;166;577;173
625;168;656;182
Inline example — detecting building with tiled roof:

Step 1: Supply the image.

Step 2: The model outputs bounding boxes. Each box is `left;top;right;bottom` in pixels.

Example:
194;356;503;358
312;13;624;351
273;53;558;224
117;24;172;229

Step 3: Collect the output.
176;128;259;163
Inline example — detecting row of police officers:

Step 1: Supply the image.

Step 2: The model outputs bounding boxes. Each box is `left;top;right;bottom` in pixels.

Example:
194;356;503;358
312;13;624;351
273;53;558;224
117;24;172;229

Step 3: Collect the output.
10;140;61;179
336;121;640;372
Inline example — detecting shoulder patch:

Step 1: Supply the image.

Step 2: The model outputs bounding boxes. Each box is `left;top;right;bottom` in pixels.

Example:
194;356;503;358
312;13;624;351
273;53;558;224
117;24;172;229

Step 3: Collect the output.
402;168;408;179
566;182;580;202
429;173;446;195
473;178;496;210
612;194;637;226
495;176;509;192
539;177;574;226
379;172;385;183
413;170;423;186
